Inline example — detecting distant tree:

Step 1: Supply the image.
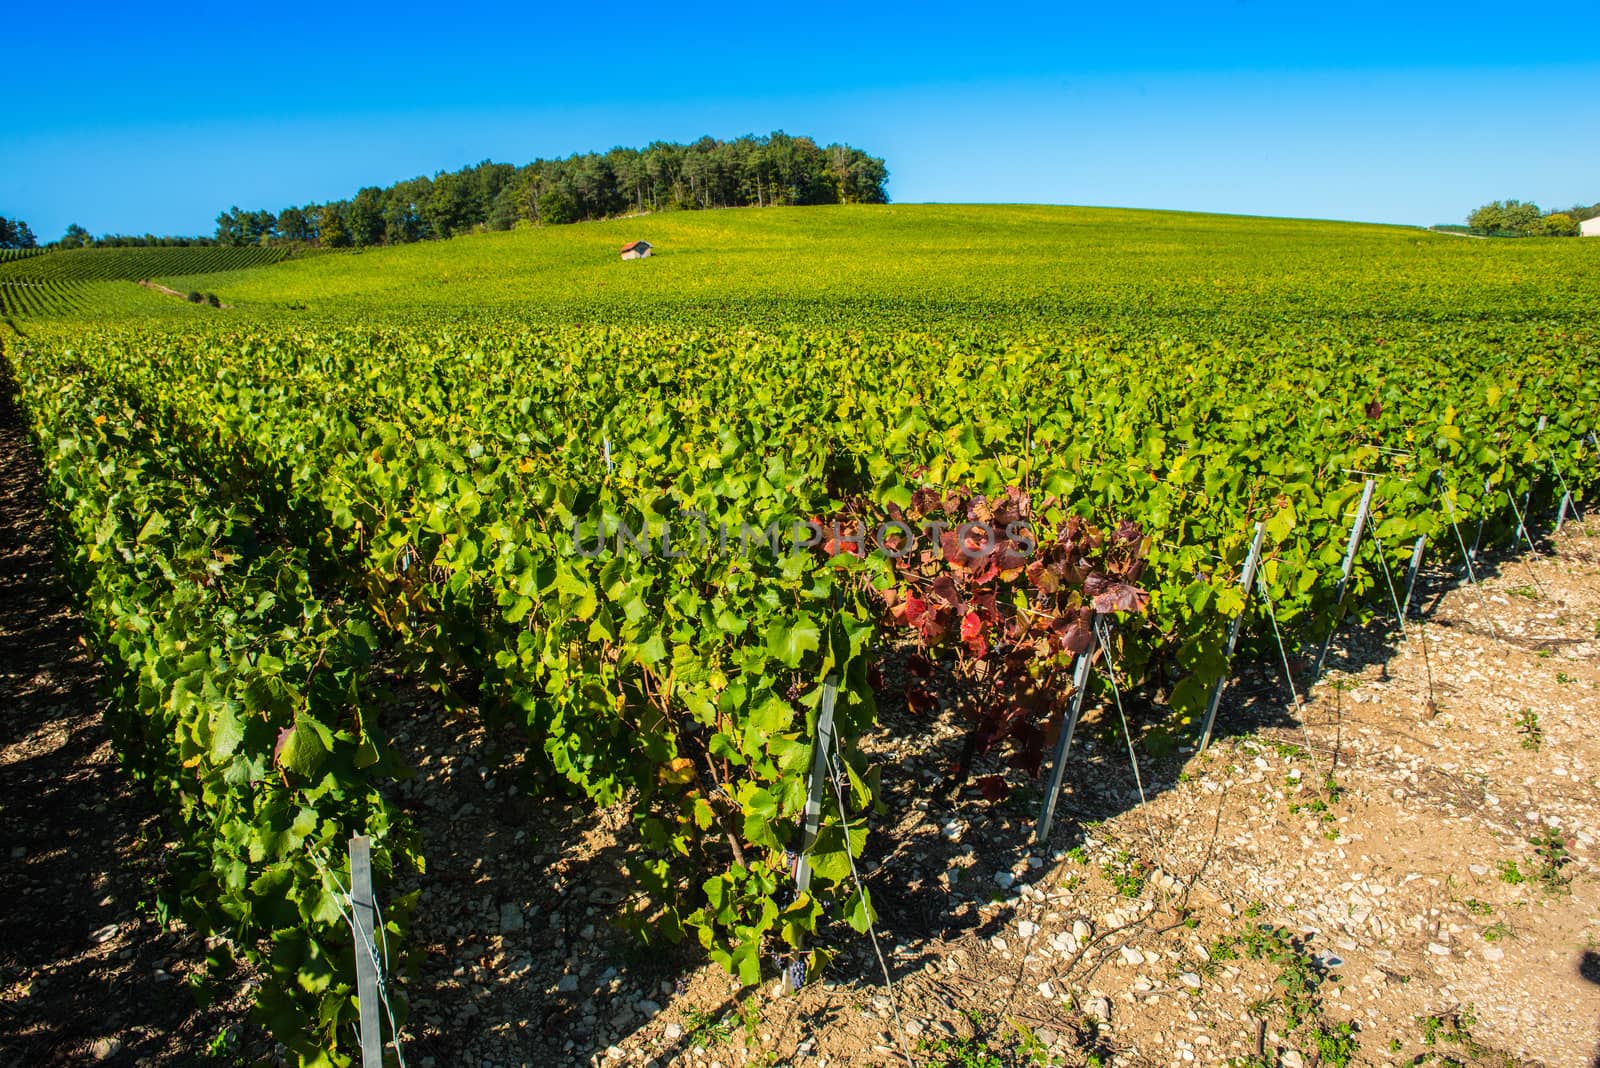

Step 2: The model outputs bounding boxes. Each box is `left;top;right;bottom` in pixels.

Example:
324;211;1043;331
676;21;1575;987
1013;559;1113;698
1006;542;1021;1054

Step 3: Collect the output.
242;209;278;243
826;144;890;204
15;220;37;248
384;178;430;243
487;185;519;231
536;189;579;225
347;187;386;247
215;207;244;245
58;223;91;249
423;172;472;238
1533;212;1578;237
276;206;309;242
1468;199;1584;236
319;203;351;248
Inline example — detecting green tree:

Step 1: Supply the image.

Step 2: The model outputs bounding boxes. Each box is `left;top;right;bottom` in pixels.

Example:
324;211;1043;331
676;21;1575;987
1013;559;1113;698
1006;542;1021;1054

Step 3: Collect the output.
1469;199;1542;234
536;189;578;225
318;203;351;248
277;206;311;242
347;187;386;247
1534;212;1578;237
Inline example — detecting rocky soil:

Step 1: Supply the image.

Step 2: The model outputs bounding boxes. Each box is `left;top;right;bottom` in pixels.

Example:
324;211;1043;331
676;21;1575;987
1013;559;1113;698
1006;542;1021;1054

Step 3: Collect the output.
388;525;1600;1068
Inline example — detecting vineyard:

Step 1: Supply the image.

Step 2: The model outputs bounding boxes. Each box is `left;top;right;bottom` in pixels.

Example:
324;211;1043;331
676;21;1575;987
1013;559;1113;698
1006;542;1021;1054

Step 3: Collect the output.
1;206;1598;1065
0;245;295;321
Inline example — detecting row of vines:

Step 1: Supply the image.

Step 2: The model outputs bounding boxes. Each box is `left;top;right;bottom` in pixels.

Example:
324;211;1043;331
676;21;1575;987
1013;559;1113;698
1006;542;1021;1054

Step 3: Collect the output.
4;318;1596;1063
0;246;298;322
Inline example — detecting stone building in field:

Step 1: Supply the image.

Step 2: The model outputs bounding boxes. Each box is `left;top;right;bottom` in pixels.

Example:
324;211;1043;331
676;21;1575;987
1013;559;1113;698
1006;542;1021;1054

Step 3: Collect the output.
1581;217;1600;237
620;240;653;259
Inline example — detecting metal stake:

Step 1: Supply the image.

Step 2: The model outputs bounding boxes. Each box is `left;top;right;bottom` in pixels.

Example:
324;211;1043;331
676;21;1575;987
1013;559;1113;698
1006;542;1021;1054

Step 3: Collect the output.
349;836;382;1068
787;675;839;992
1198;522;1266;751
1312;480;1375;683
1035;616;1101;844
1399;534;1427;619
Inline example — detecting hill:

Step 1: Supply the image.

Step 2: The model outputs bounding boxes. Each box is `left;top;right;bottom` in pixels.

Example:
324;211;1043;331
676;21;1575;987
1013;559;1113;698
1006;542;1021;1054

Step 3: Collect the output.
0;245;297;321
7;204;1599;337
105;203;1600;335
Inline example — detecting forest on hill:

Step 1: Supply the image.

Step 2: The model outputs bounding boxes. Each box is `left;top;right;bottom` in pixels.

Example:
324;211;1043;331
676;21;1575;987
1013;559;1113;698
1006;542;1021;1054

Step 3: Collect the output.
214;132;888;248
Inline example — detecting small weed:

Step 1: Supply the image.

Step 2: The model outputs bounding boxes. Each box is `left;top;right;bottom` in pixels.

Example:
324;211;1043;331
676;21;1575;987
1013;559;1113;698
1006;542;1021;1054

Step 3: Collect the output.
1287;774;1343;839
1481;921;1513;943
682;1007;734;1048
1007;1017;1065;1066
1210;923;1361;1064
917;1010;1060;1067
1497;860;1525;885
1556;671;1575;684
1529;829;1572;893
1101;850;1148;898
735;995;763;1043
1311;1020;1359;1068
1514;709;1542;750
1415;1005;1489;1065
1535;647;1553;659
1506;584;1538;600
1462;899;1492;917
205;1026;240;1061
1065;845;1088;865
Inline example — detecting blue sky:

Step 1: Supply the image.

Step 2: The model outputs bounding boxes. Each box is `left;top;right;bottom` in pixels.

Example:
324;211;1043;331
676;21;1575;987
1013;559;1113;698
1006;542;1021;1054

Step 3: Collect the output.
4;2;1598;238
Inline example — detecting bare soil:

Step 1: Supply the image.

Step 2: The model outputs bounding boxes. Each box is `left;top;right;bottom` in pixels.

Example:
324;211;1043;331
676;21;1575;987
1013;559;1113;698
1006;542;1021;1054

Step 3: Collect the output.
0;372;259;1065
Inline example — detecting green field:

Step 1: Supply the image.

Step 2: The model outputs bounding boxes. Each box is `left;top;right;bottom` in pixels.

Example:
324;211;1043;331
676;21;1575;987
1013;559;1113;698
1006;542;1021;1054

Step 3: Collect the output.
11;204;1598;333
0;244;296;321
4;204;1597;1065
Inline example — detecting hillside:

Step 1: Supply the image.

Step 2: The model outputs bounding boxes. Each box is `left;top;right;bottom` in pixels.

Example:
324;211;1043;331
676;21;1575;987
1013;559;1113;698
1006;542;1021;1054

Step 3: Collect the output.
134;204;1600;334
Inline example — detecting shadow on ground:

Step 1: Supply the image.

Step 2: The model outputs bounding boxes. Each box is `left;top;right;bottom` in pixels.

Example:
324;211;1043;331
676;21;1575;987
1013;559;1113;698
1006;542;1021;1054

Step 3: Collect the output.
0;360;253;1065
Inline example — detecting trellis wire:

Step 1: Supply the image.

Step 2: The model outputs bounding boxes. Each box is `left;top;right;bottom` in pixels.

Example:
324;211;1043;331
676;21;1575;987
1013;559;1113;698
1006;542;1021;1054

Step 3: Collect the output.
1439;477;1502;640
1094;616;1172;877
1198;521;1266;752
823;741;914;1067
1256;580;1325;784
1311;479;1375;684
1367;530;1407;639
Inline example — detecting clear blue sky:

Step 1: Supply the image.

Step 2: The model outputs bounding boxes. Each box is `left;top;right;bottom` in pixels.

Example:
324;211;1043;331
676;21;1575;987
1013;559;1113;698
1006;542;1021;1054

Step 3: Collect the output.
4;1;1598;238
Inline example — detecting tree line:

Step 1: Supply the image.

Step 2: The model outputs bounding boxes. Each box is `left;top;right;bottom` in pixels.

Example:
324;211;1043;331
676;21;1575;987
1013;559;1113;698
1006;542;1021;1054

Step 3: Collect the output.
1464;199;1597;237
0;216;39;249
52;223;219;249
215;132;889;247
